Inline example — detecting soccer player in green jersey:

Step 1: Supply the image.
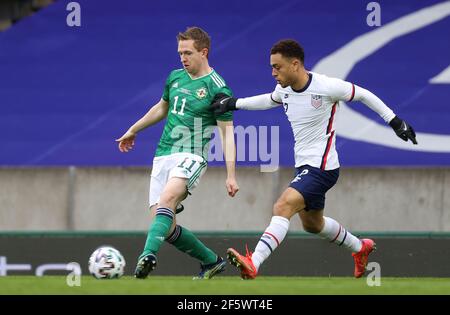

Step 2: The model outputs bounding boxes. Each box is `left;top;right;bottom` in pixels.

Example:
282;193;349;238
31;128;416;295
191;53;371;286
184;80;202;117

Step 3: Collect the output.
116;27;239;279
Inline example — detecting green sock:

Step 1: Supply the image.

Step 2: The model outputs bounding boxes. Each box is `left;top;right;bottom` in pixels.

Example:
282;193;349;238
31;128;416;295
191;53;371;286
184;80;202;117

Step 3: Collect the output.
140;207;174;259
166;225;217;265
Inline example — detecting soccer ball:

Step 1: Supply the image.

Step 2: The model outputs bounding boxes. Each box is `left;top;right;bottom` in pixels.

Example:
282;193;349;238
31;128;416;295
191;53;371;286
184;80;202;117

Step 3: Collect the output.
88;246;126;279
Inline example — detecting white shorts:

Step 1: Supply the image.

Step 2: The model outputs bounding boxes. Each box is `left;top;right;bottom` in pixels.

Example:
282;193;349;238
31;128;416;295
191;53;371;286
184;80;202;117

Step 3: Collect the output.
148;152;207;207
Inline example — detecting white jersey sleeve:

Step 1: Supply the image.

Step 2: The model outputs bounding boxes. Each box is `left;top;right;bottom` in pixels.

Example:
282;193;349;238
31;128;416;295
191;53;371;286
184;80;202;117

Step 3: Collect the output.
327;77;395;123
327;77;355;102
271;85;284;104
235;86;282;110
352;85;396;123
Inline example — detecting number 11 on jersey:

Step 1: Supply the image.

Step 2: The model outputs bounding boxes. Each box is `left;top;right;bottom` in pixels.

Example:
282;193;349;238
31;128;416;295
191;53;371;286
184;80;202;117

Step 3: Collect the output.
171;96;187;116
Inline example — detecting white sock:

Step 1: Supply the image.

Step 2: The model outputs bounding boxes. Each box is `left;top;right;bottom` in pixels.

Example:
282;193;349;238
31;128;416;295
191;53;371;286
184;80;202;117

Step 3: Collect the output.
318;216;362;253
252;216;290;271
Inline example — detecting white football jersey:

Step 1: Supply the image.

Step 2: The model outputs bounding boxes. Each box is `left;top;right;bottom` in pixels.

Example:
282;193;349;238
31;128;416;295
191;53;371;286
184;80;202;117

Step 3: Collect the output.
271;72;355;170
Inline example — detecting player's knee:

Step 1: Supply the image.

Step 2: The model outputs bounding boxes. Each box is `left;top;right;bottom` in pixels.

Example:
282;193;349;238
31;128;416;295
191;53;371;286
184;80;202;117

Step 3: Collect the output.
272;199;296;218
159;192;179;210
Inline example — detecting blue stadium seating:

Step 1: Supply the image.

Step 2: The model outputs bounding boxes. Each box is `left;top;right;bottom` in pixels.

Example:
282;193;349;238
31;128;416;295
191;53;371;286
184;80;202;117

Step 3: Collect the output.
0;0;448;166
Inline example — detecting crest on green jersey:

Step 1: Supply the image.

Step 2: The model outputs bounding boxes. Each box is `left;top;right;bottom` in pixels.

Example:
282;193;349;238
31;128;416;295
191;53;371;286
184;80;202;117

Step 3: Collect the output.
196;87;208;99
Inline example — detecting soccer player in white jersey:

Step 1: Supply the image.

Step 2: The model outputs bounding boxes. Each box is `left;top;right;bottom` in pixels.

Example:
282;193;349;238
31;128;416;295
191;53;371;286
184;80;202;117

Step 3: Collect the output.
211;39;417;279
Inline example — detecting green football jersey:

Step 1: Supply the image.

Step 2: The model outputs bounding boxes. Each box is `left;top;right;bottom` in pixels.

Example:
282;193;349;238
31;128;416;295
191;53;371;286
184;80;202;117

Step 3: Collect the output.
155;68;233;159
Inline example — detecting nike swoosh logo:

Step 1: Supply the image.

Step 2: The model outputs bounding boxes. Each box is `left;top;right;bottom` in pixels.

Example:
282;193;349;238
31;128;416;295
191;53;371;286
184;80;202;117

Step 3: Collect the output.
220;97;230;105
401;122;408;132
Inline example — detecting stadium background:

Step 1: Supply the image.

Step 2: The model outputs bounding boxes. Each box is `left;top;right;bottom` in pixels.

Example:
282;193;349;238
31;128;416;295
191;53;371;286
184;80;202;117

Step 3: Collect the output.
0;0;449;279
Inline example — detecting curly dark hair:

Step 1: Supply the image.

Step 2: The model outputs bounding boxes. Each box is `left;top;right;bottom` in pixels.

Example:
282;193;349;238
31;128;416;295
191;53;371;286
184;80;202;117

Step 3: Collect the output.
270;39;304;64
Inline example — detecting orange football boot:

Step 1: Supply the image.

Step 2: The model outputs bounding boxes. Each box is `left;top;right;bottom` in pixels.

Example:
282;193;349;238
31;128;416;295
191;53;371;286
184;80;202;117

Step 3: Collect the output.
227;245;258;280
352;239;376;278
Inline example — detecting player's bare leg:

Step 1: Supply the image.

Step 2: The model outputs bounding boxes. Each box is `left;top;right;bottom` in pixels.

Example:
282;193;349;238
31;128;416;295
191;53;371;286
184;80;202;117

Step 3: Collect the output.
228;188;303;279
299;208;376;278
156;179;225;280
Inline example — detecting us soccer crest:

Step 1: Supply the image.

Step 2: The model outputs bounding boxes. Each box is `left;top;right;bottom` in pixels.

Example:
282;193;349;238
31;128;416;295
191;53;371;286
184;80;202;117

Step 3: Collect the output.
196;87;208;99
311;94;322;108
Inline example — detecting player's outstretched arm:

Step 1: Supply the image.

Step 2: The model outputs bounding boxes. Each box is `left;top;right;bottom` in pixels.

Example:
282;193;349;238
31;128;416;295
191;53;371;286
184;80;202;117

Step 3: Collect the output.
217;120;239;197
350;85;418;145
115;99;169;152
211;93;281;115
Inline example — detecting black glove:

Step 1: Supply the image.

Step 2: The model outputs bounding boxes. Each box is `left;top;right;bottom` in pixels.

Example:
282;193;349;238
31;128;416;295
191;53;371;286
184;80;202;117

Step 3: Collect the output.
389;116;418;144
210;93;238;115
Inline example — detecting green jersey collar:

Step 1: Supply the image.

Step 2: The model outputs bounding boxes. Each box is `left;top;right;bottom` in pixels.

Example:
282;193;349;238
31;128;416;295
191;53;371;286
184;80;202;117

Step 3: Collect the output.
185;68;215;81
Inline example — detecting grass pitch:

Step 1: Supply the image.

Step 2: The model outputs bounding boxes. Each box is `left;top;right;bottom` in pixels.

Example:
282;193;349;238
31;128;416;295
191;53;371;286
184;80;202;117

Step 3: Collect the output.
0;276;449;295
